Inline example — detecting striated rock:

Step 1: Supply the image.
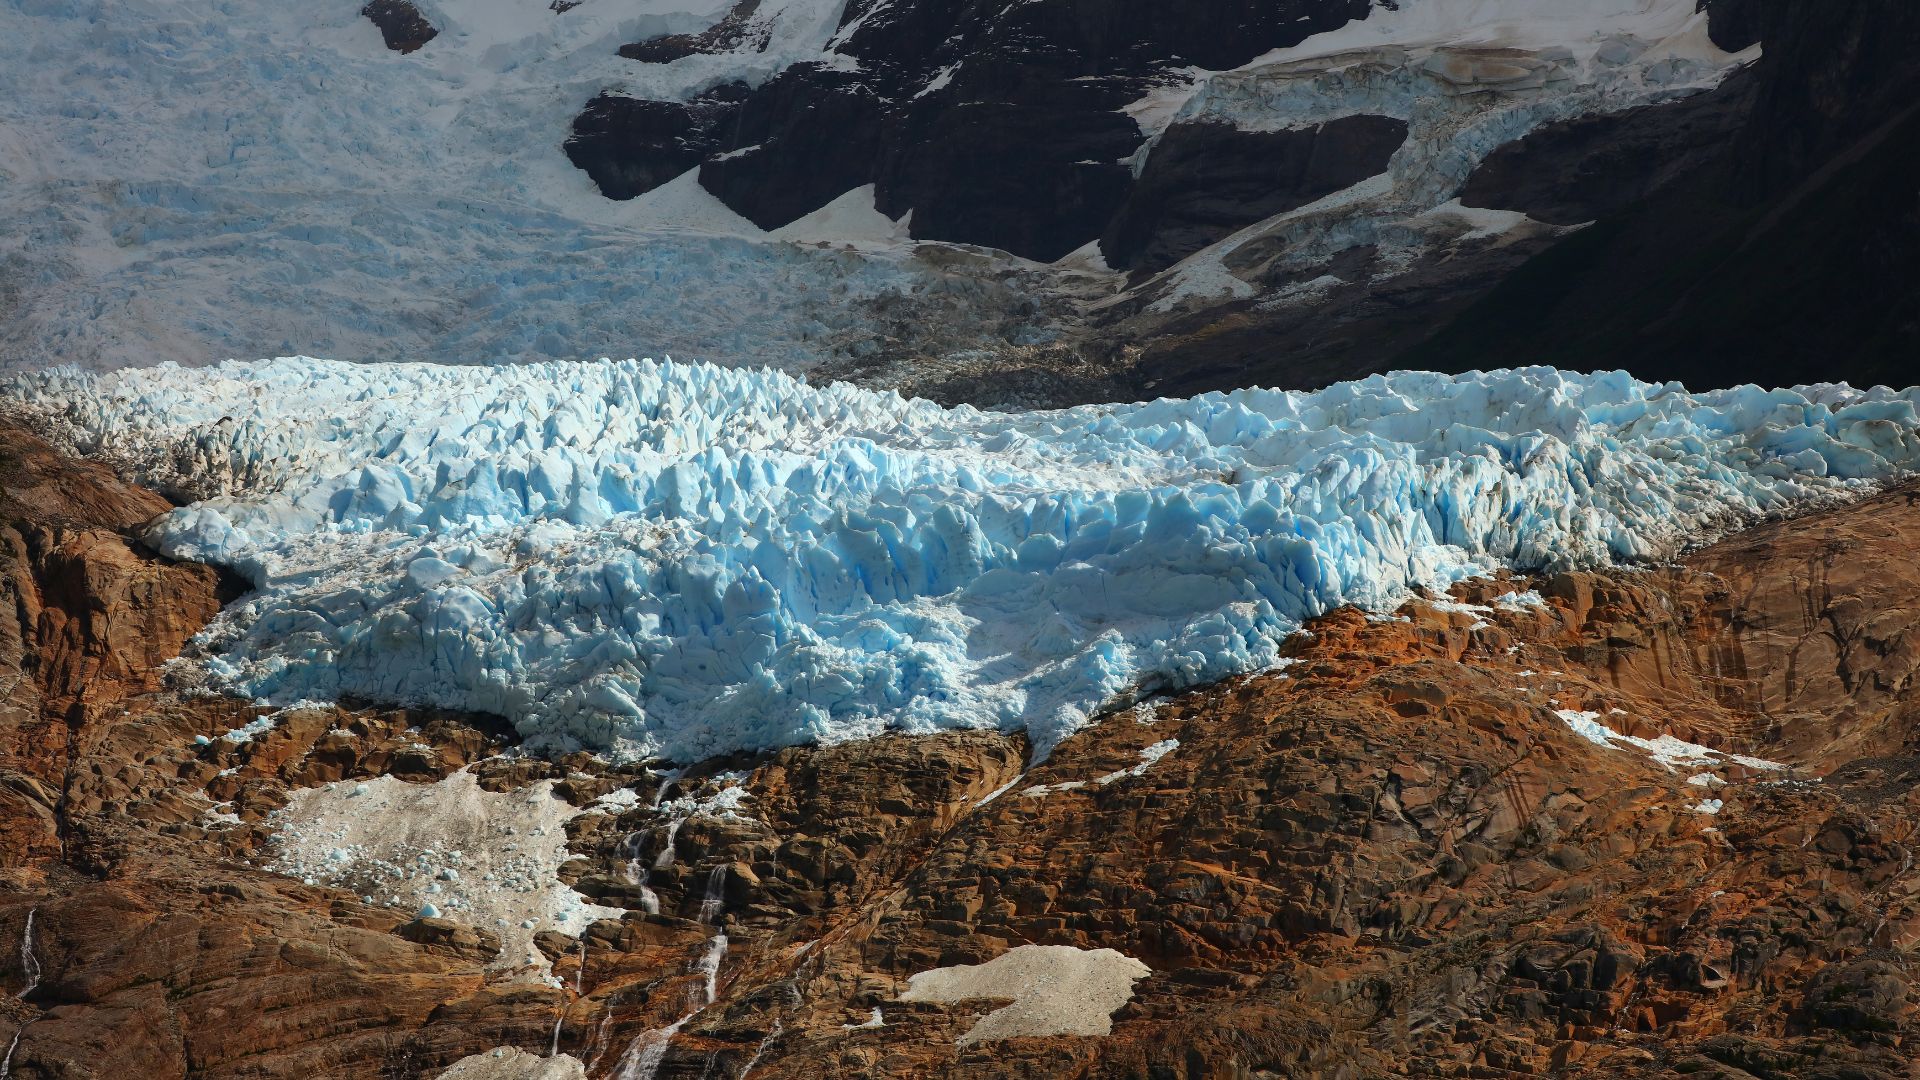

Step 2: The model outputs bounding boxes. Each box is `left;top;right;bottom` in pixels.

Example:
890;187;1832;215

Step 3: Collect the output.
1685;482;1920;767
0;426;228;861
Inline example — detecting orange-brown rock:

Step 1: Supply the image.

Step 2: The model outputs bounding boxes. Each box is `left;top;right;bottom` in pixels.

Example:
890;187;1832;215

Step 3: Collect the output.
0;426;230;867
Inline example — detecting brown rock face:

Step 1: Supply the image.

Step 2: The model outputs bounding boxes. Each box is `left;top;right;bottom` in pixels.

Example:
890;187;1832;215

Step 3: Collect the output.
1688;491;1920;767
3;432;1920;1079
0;428;228;862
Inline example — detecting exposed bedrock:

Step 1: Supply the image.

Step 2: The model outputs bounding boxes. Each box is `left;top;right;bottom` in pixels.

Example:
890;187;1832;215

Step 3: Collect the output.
1459;72;1754;228
361;0;437;55
581;0;1370;259
564;88;749;202
1103;115;1410;273
1407;0;1920;390
870;71;1144;262
698;66;889;232
617;0;764;65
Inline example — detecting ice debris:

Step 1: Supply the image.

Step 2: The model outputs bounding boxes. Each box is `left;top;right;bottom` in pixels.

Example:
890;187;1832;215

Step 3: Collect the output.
263;770;623;974
899;944;1150;1045
13;357;1920;762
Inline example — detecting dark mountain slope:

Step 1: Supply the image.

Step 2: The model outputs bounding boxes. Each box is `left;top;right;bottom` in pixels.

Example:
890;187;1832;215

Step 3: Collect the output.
1403;0;1920;389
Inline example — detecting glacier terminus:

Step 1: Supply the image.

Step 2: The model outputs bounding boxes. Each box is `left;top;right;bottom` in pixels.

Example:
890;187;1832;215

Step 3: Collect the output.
15;357;1920;764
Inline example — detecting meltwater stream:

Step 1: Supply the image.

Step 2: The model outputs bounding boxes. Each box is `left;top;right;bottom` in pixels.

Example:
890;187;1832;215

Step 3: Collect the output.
612;933;730;1080
17;910;37;999
697;866;729;926
549;937;588;1059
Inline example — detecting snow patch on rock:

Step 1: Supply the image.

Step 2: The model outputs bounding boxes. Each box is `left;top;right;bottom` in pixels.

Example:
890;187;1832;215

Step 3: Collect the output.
1555;710;1788;775
1095;739;1179;787
899;944;1151;1045
436;1047;587;1080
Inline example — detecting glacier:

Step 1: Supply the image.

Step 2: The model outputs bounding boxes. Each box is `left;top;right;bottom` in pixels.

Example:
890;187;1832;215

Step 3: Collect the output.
0;0;942;377
12;358;1920;762
0;0;1755;390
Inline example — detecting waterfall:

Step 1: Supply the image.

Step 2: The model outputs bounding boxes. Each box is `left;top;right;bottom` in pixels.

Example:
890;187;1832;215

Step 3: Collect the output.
653;818;682;870
18;910;38;999
622;831;661;916
584;1006;616;1073
695;933;727;1006
611;931;728;1080
650;775;677;810
0;1029;19;1079
612;1015;687;1080
621;832;645;883
697;865;728;925
737;1019;782;1078
549;937;590;1057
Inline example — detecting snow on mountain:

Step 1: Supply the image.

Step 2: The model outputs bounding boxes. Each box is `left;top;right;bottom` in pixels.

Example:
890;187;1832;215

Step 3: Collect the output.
0;0;1762;392
1124;0;1751;303
1243;0;1734;66
13;358;1919;763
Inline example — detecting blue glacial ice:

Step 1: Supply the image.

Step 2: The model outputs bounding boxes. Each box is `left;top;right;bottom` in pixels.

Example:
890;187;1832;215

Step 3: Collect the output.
13;358;1920;761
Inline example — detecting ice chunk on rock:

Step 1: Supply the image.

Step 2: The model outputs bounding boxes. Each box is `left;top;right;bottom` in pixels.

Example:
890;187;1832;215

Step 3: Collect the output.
900;944;1151;1045
435;1048;586;1080
11;357;1920;762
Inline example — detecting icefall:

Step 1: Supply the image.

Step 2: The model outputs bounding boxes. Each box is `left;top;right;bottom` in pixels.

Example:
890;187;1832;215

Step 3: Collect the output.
10;357;1919;762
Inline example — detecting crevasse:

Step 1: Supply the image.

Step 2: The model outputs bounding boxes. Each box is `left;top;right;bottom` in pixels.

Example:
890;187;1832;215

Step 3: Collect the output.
13;357;1920;761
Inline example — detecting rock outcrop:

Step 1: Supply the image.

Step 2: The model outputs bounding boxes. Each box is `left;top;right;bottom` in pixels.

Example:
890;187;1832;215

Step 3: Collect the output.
361;0;437;55
559;0;1920;403
1103;116;1409;274
1406;0;1920;392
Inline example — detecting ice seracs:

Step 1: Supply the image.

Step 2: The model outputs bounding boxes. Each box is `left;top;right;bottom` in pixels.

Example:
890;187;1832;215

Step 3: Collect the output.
12;358;1920;764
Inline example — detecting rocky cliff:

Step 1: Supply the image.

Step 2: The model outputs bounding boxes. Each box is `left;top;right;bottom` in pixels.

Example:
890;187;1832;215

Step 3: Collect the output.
2;423;1919;1079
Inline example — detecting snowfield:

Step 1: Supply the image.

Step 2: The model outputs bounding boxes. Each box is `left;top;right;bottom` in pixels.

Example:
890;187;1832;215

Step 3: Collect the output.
12;358;1920;762
0;0;921;375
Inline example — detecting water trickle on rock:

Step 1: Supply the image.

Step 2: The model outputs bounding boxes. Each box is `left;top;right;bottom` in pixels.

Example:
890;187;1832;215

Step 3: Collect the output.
17;910;39;1000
